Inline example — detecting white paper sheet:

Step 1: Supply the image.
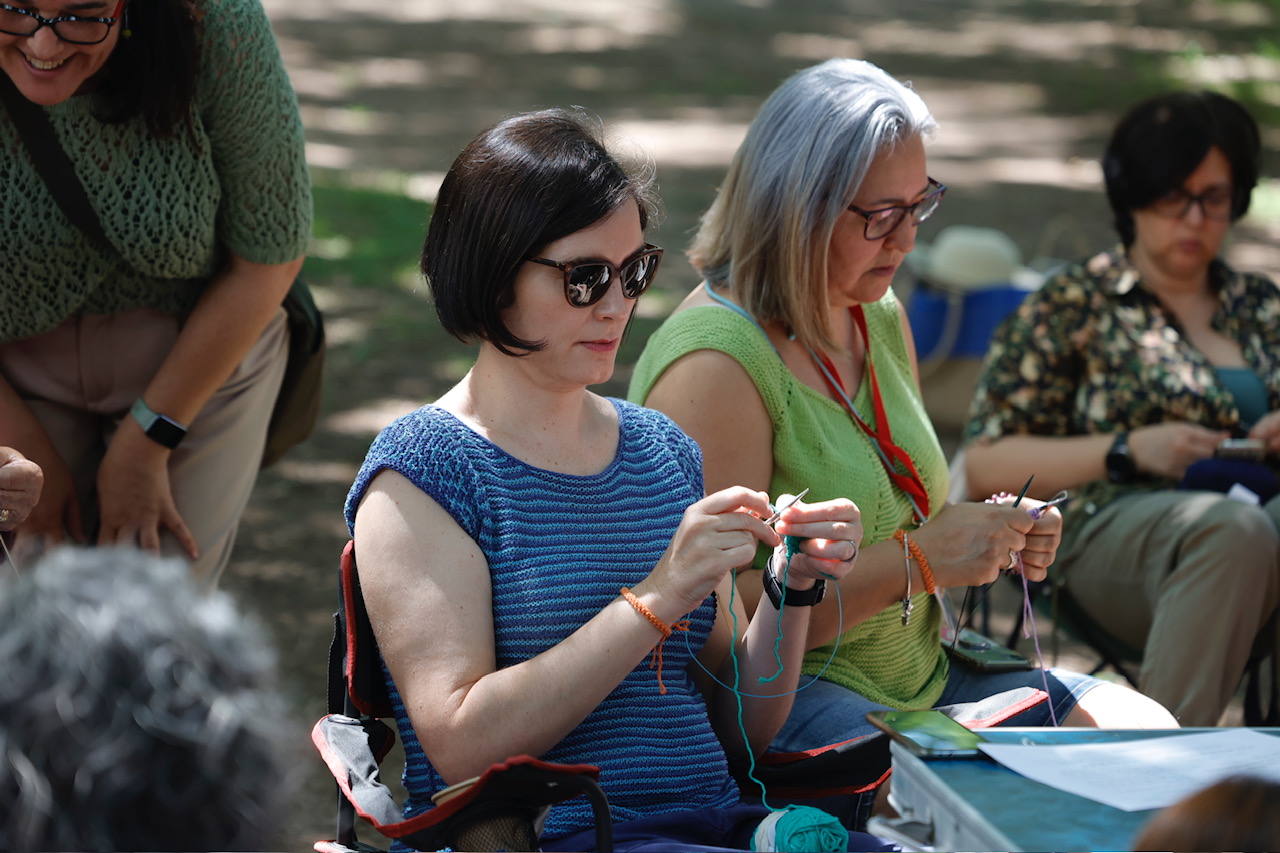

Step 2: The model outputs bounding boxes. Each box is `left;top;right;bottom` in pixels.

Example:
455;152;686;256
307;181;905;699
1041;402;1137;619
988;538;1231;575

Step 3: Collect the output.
978;729;1280;812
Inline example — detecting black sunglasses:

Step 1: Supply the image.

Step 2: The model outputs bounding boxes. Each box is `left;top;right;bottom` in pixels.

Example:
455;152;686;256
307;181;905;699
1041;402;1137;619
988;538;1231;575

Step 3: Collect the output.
526;243;664;308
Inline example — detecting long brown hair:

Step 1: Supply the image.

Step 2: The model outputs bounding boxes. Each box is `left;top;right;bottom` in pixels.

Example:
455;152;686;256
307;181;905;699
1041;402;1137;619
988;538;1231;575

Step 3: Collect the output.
94;0;204;138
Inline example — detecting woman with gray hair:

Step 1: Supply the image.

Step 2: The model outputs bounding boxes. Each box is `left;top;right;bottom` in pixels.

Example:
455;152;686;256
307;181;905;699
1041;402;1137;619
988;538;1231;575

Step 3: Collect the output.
0;546;287;851
631;58;1174;822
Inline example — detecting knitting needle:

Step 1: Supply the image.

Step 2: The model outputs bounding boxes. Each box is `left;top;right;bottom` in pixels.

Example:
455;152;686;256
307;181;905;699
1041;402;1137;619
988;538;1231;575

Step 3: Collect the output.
1011;474;1035;508
764;487;810;527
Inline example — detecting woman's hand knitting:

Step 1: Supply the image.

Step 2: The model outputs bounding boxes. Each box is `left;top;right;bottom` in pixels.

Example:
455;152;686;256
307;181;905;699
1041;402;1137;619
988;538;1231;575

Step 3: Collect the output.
641;486;779;619
1131;422;1228;479
772;495;863;590
912;501;1044;588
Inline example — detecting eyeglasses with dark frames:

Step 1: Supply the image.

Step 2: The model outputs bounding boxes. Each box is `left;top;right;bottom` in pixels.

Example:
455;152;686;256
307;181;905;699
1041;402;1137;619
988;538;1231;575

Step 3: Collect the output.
1148;186;1233;222
848;177;947;241
526;243;664;308
0;0;124;45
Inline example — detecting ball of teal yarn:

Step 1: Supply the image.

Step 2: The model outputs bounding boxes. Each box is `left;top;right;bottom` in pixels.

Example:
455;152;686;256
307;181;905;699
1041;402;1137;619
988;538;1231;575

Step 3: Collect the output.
751;805;847;852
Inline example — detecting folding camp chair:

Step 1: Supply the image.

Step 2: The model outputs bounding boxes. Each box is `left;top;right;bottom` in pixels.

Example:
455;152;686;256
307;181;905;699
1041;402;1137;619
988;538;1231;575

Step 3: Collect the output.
312;541;614;853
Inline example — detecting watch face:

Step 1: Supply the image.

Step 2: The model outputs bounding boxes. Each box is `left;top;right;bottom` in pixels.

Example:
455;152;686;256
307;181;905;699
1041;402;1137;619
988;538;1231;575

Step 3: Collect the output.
1106;434;1135;483
147;416;186;449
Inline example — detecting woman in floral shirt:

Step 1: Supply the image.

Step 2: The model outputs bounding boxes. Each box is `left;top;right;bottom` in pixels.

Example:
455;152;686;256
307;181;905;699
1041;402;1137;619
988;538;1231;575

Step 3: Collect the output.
965;91;1280;726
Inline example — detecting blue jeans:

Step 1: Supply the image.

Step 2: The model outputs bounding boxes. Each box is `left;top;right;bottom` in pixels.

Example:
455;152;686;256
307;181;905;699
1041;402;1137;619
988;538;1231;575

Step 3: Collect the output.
773;665;1102;751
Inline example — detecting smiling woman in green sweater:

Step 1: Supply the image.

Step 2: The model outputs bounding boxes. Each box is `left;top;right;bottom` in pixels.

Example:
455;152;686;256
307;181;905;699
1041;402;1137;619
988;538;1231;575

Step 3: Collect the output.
0;0;310;581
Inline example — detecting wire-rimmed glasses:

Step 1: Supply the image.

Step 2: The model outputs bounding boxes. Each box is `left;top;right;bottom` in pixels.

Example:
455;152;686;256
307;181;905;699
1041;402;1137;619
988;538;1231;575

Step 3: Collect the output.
848;177;947;240
0;0;124;45
526;243;664;308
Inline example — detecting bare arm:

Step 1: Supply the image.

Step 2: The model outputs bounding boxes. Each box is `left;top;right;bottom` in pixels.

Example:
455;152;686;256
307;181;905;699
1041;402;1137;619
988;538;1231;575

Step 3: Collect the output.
95;252;303;555
966;434;1113;501
966;426;1231;502
356;471;784;784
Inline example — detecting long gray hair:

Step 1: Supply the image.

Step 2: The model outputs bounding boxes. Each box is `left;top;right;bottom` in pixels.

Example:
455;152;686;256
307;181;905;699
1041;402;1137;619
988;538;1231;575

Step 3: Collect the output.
0;547;288;851
690;58;936;350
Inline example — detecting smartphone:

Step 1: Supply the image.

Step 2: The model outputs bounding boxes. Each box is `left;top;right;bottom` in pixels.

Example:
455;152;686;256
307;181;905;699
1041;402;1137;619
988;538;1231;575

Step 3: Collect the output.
866;709;985;758
1215;438;1267;461
943;627;1033;672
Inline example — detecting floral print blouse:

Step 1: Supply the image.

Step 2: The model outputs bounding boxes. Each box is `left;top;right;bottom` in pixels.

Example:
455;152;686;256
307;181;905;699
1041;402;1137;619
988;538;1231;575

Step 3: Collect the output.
964;248;1280;523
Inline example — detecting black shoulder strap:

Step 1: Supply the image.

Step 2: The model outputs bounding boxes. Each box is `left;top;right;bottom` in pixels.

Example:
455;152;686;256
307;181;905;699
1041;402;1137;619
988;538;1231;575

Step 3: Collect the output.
0;74;113;252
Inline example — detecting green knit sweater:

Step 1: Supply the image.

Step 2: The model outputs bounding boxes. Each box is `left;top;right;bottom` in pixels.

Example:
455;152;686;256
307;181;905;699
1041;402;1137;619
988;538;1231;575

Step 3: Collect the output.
629;288;951;709
0;0;312;343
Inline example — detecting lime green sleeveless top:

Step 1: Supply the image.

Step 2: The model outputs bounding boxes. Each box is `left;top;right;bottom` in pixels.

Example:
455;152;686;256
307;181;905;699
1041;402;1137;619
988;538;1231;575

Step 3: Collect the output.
629;288;951;709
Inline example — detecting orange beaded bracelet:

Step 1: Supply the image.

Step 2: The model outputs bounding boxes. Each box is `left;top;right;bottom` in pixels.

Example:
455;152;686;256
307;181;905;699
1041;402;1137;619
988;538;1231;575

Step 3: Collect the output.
620;587;689;695
892;529;937;595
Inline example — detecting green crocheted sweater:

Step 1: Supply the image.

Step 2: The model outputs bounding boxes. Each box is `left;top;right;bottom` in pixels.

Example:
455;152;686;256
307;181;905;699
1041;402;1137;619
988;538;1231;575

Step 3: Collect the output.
629;288;952;709
0;0;311;343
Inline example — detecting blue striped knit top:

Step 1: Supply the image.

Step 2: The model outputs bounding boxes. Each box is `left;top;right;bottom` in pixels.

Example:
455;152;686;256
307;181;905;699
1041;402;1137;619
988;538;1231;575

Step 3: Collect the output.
344;398;740;842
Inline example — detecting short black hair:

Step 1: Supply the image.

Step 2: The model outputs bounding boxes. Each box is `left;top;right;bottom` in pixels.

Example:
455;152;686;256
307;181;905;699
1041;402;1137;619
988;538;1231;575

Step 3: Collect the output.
95;0;204;139
422;109;656;355
1102;91;1260;246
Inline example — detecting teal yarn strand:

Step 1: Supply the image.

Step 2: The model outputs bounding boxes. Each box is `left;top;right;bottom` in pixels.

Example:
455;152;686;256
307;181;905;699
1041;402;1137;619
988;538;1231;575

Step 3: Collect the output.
759;535;803;684
681;564;844;699
751;805;848;852
725;576;772;807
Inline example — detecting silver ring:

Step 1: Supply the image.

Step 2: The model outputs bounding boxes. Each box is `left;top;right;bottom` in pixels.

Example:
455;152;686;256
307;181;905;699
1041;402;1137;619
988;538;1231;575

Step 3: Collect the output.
849;540;860;561
0;508;11;524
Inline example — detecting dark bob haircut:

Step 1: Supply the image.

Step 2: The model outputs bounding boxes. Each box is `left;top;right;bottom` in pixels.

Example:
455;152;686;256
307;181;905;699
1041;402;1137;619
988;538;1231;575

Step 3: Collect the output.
423;109;657;355
1102;90;1261;247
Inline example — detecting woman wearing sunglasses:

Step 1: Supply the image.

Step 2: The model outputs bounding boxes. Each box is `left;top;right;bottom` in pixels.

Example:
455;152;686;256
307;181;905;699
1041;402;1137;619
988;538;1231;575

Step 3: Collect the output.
964;92;1280;727
0;0;309;581
346;110;887;852
632;59;1174;825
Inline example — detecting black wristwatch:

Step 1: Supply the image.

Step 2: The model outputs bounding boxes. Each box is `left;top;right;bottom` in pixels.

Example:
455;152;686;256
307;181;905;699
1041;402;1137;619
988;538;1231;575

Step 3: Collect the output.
761;557;825;609
1105;431;1137;484
130;398;188;449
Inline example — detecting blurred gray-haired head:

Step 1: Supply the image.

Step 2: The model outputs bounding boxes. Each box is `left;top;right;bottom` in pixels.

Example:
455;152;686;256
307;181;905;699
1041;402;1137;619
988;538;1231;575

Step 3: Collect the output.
691;58;936;350
0;546;287;851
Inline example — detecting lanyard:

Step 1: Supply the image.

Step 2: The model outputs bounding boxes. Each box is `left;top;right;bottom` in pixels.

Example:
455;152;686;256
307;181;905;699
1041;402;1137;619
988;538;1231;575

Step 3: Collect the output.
807;305;931;524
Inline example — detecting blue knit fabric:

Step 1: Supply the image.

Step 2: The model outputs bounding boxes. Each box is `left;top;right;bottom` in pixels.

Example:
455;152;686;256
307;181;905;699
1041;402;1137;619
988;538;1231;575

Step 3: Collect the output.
344;399;741;842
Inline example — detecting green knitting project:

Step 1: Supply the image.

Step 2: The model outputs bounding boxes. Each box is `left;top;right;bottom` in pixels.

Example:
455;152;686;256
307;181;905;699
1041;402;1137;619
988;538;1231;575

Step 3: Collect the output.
0;0;312;342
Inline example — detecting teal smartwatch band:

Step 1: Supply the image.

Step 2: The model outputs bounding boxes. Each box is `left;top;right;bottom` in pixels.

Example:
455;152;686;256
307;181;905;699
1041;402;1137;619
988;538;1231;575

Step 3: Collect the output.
129;398;187;449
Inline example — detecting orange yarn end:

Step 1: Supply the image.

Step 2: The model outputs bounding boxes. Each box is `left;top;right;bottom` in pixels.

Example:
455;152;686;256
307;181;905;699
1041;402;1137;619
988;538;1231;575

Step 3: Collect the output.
620;587;691;695
892;530;937;595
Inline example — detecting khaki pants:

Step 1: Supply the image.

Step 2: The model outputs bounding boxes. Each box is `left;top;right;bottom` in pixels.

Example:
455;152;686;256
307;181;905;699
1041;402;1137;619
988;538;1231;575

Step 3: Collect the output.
0;308;288;584
1056;489;1280;725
